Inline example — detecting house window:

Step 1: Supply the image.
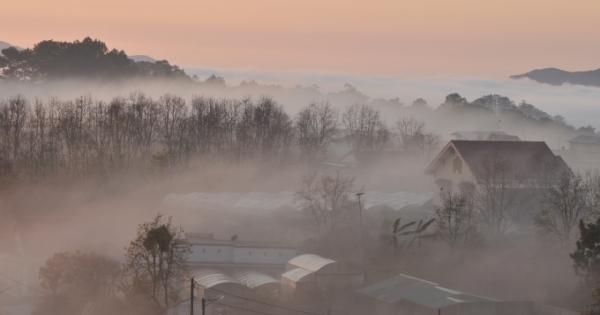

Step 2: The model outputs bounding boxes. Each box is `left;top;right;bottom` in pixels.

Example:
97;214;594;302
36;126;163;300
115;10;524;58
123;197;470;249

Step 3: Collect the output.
452;156;462;173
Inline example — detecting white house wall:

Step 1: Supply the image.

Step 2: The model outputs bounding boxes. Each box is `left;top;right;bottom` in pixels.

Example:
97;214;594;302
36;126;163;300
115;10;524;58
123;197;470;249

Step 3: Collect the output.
187;245;296;265
188;245;234;263
431;148;475;205
233;248;296;265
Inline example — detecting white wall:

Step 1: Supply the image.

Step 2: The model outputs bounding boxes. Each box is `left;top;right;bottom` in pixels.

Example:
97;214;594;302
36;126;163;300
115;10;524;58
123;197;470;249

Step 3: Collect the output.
187;244;296;265
188;245;234;263
233;247;296;265
430;149;475;205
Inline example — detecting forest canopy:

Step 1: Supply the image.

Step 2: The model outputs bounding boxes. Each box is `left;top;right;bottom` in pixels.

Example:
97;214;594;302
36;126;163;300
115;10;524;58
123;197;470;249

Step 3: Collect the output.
0;37;190;81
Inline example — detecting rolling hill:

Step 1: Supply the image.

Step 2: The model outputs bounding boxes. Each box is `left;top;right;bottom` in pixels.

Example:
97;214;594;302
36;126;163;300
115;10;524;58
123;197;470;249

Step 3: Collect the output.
510;68;600;88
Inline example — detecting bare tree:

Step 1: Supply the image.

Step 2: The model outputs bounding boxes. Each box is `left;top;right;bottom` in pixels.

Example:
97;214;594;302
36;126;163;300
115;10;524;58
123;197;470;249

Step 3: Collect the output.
342;104;390;151
158;94;193;168
435;187;479;250
534;170;588;246
395;117;441;160
295;171;356;235
295;101;338;166
472;155;527;237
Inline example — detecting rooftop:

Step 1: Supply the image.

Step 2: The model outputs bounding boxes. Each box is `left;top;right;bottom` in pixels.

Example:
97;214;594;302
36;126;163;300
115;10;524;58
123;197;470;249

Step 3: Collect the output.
426;141;568;179
568;135;600;144
357;274;498;309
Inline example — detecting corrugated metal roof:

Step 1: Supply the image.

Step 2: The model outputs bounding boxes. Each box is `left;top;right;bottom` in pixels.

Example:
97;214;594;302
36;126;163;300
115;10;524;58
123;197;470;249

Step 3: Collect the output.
191;269;242;288
568;135;600;144
287;254;336;272
357;274;498;309
231;271;279;289
281;268;314;282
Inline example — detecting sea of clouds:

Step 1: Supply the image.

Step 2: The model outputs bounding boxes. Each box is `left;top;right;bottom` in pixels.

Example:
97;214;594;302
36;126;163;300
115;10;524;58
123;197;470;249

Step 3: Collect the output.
187;67;600;130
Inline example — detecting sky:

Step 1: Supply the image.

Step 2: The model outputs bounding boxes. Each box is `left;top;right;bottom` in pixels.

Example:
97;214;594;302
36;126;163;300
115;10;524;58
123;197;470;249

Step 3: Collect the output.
2;0;600;77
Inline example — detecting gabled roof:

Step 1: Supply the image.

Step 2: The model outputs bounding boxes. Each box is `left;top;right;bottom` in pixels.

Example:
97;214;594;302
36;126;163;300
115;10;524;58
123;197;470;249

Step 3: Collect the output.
425;141;568;179
568;135;600;144
356;274;498;309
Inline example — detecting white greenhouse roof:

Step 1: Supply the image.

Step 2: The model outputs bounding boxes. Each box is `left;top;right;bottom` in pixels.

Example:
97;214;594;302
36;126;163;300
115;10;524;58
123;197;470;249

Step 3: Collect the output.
232;271;279;289
281;268;314;283
287;254;336;272
163;191;432;216
357;274;498;309
192;269;241;288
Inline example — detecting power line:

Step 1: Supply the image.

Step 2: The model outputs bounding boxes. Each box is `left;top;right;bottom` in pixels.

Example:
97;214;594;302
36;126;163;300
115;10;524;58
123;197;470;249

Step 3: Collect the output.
0;271;49;296
150;298;194;315
205;286;322;315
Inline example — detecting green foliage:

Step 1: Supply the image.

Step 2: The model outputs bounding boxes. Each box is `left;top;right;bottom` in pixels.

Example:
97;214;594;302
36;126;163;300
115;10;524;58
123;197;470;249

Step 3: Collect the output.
35;251;122;315
571;218;600;283
123;213;190;308
0;37;190;81
390;217;435;257
583;284;600;315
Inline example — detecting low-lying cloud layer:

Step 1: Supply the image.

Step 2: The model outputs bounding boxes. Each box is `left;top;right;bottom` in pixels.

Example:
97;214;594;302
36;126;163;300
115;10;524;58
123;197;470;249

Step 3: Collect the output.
187;67;600;130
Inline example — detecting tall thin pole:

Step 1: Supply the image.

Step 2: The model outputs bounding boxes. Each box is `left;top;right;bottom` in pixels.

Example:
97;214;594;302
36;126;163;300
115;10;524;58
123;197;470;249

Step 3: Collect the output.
190;278;194;315
202;298;206;315
356;193;364;249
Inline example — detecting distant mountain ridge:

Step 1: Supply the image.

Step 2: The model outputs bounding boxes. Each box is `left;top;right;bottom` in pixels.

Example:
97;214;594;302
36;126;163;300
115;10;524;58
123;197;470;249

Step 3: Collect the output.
129;55;156;63
511;68;600;88
0;41;24;54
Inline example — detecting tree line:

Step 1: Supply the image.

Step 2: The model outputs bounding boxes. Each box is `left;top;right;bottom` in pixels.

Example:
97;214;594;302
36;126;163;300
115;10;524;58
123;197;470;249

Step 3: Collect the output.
0;93;440;186
0;37;189;81
33;214;188;315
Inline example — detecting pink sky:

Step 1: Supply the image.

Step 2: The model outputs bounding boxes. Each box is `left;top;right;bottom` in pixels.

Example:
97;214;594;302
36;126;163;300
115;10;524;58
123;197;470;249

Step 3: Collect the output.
3;0;599;77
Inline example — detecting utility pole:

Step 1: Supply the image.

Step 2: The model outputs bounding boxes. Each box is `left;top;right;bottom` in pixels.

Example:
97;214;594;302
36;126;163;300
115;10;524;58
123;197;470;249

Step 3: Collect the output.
202;298;206;315
356;192;364;249
190;278;194;315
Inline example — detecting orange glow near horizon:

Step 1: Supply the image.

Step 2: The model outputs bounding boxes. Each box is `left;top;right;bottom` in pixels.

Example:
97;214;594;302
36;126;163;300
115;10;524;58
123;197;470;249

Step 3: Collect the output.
2;0;600;77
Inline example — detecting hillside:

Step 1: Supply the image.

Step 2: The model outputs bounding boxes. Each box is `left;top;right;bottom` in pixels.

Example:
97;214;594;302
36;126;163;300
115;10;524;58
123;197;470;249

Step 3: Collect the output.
511;67;600;87
0;37;189;81
0;41;23;53
129;55;156;63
